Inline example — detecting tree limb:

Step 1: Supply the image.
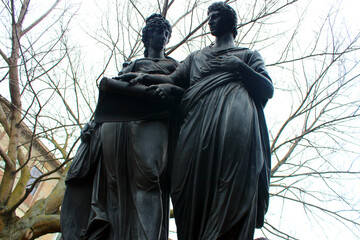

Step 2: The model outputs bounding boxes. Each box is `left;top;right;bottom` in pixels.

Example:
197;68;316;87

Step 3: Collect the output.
17;0;30;26
0;48;10;65
0;146;15;170
21;0;61;36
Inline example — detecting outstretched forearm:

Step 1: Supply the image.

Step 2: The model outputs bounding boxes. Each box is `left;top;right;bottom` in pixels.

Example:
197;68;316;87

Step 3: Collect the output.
146;83;185;100
114;72;174;86
142;74;175;85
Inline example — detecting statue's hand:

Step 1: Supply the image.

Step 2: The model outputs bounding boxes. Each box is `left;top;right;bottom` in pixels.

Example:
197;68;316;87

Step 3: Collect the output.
146;84;172;100
80;121;96;143
128;73;152;86
113;73;142;83
209;54;243;72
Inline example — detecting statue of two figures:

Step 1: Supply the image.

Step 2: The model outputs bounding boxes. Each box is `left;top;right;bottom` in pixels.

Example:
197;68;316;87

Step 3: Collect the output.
61;2;274;240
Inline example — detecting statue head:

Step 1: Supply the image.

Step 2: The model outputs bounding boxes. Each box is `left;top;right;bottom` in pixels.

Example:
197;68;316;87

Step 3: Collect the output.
208;2;237;38
142;14;172;57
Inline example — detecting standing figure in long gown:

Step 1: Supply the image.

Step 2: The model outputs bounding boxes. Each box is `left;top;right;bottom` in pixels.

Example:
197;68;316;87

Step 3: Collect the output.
101;14;180;240
61;14;180;240
121;2;274;240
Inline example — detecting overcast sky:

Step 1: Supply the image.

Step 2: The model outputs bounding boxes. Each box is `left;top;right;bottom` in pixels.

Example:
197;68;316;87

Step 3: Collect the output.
1;0;359;239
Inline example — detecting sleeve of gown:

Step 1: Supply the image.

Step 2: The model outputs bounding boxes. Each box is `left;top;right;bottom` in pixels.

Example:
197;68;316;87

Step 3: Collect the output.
248;50;271;80
248;50;272;228
247;50;273;106
172;53;193;88
118;61;135;75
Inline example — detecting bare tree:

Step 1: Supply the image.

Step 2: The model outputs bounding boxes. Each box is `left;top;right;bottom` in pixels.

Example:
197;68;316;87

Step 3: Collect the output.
0;0;359;239
264;5;360;239
0;0;85;239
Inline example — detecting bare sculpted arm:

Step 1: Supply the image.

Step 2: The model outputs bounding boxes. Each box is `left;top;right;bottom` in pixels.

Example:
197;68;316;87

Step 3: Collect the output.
116;71;177;86
115;70;185;99
116;70;186;100
146;83;184;100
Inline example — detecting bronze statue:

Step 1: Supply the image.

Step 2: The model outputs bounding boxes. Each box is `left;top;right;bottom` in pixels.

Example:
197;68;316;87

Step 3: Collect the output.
120;2;273;239
61;14;181;240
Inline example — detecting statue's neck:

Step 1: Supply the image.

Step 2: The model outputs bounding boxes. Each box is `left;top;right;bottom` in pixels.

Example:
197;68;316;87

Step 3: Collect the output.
213;33;235;50
147;48;166;59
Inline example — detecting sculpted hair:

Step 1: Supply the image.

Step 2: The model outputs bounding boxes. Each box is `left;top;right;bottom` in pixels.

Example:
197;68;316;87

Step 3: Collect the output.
208;2;238;38
142;14;172;57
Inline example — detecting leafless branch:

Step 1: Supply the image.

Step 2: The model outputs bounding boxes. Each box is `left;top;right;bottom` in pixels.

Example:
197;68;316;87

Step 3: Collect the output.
21;0;61;36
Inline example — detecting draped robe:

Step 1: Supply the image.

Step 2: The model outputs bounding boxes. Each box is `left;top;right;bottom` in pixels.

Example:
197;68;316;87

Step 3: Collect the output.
61;57;179;240
171;46;272;240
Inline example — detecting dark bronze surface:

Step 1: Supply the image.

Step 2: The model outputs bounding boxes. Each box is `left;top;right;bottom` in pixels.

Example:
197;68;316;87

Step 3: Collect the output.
61;14;179;240
62;3;273;239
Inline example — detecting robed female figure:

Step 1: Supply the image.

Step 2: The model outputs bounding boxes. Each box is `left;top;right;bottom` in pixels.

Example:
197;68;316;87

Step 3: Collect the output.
61;14;180;240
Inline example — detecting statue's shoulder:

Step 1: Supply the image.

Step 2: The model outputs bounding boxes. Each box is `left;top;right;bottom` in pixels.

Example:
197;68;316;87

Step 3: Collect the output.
118;61;135;75
230;47;263;63
165;56;180;66
183;50;201;63
132;57;179;66
118;58;162;74
229;46;251;54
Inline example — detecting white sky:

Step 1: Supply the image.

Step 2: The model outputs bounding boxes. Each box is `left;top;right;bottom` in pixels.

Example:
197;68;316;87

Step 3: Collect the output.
1;0;360;239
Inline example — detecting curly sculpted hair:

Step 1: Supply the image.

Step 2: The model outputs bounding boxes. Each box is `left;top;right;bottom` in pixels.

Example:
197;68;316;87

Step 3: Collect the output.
142;14;172;57
208;2;238;38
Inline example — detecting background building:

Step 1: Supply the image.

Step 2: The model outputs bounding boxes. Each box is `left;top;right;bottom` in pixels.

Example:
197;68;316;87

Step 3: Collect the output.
0;99;63;240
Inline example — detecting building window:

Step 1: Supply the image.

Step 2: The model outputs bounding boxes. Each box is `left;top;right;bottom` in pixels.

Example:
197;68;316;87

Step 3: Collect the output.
27;166;42;196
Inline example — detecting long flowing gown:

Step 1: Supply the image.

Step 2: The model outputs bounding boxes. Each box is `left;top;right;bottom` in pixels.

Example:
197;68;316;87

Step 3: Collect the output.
101;57;179;240
61;57;179;240
171;46;272;240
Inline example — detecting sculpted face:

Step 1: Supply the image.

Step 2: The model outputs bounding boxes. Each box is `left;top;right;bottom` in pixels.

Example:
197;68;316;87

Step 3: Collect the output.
148;28;170;53
208;10;228;37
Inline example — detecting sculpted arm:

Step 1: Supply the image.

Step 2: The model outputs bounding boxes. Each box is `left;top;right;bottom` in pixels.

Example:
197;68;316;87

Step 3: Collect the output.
116;70;184;87
237;59;274;100
147;83;185;100
113;70;186;100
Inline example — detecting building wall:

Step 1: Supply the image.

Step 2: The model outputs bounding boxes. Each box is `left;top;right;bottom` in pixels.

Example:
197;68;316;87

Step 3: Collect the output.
0;123;63;239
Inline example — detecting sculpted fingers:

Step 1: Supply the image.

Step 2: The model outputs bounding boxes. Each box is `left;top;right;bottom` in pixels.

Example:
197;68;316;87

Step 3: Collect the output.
115;73;138;82
159;92;166;99
155;88;167;99
129;76;143;85
146;85;163;98
146;85;158;91
150;87;163;99
146;83;172;99
129;78;138;85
